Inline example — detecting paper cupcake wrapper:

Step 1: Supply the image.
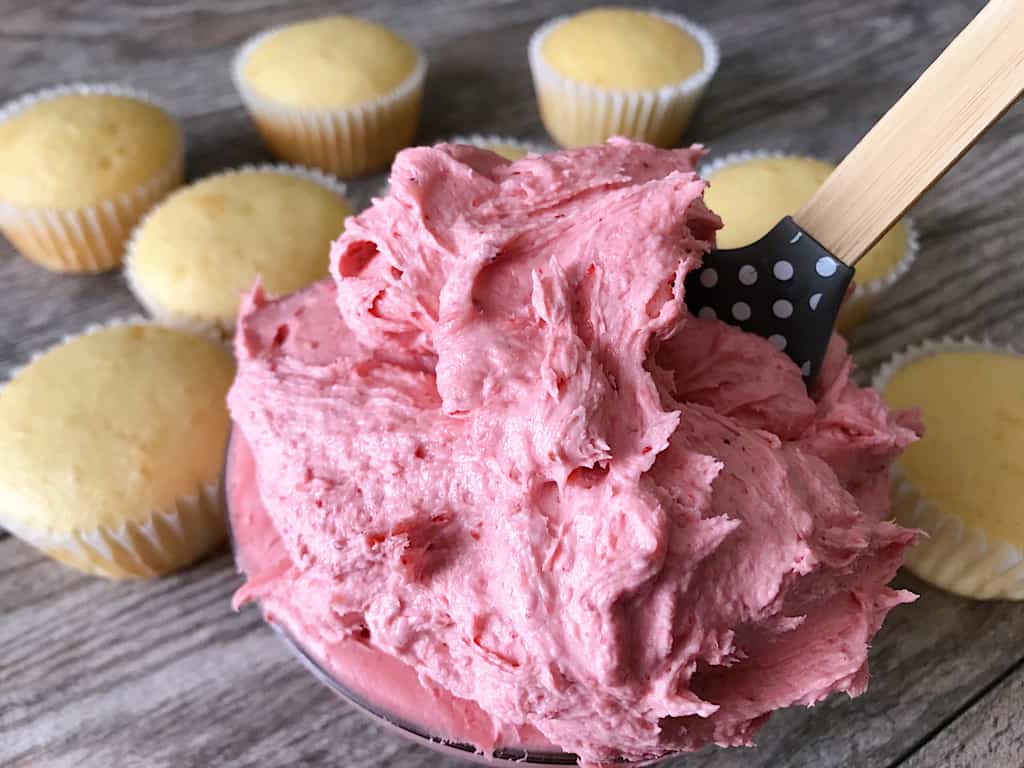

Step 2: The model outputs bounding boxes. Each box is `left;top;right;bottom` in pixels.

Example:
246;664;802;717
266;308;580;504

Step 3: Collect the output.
374;134;551;199
124;162;350;337
232;28;427;178
873;337;1024;600
0;317;228;579
0;83;185;273
3;475;225;580
528;10;719;148
699;149;919;332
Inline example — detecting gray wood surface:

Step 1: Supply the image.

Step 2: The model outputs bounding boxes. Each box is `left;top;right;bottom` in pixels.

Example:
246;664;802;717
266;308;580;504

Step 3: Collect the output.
2;1;1023;767
904;663;1024;768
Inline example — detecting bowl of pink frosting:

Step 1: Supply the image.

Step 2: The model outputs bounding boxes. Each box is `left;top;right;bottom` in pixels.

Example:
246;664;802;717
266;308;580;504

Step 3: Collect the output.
225;139;921;766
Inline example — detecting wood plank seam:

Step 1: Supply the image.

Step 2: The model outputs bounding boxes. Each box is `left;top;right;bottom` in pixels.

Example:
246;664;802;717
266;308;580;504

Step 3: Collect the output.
886;653;1024;767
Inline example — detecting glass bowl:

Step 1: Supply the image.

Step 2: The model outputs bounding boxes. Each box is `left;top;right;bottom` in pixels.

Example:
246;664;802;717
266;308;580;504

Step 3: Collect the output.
224;430;605;766
267;624;580;765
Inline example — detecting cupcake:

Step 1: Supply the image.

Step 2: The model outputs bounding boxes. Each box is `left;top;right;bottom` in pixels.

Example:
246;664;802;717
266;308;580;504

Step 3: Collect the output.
0;321;234;579
233;16;427;178
702;152;917;332
125;164;352;335
528;7;718;148
0;84;184;273
875;339;1024;600
448;134;547;161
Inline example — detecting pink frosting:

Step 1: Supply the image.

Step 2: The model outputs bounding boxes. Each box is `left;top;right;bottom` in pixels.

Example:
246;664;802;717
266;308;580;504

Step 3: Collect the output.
228;427;547;753
228;138;920;764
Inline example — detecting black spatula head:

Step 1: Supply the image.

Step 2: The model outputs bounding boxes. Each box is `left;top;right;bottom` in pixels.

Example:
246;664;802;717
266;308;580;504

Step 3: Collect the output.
683;217;854;382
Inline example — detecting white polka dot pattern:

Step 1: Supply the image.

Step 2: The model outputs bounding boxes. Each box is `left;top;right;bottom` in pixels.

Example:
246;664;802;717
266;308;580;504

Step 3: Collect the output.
772;299;793;319
773;260;794;280
816;256;838;277
683;218;855;382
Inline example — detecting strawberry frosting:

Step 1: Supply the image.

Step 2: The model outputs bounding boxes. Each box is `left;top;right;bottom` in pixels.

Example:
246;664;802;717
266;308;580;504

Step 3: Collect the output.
228;138;920;764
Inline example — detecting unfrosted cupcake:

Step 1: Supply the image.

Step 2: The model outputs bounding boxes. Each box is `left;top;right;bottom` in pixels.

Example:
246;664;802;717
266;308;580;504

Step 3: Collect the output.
0;321;234;579
233;16;427;177
876;339;1024;600
0;84;184;273
529;7;718;148
702;152;917;332
448;134;547;161
126;164;352;334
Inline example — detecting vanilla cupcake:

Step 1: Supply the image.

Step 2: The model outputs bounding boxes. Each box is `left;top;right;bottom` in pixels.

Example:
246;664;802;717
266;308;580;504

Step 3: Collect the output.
0;84;184;273
875;339;1024;600
448;134;547;161
233;16;427;177
529;7;718;148
0;321;234;579
702;152;917;332
126;165;352;335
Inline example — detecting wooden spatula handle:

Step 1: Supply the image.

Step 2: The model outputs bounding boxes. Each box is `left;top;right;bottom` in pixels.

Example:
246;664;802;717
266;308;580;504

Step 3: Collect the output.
794;0;1024;266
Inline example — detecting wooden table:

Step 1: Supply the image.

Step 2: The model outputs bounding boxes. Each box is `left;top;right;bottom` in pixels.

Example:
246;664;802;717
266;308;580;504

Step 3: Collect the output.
3;1;1023;766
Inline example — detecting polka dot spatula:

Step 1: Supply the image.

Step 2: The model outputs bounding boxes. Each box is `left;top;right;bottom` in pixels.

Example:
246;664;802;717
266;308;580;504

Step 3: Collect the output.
685;0;1024;381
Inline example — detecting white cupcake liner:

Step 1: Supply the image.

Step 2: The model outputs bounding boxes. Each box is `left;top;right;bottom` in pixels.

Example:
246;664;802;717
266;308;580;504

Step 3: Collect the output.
232;26;427;178
699;149;919;331
873;337;1024;600
0;83;185;273
0;317;229;579
123;162;350;337
374;134;551;199
3;474;225;580
528;10;719;148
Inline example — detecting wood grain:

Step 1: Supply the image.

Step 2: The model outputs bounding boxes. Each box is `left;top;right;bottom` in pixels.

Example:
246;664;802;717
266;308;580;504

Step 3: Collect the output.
795;0;1024;265
902;661;1024;768
2;0;1023;767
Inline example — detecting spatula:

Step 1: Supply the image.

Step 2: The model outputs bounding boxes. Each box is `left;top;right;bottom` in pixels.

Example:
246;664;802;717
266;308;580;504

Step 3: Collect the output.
684;0;1024;381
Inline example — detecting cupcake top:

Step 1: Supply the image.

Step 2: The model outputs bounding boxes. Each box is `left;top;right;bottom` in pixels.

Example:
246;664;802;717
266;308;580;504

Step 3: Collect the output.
704;155;908;285
0;89;180;209
541;8;703;90
880;347;1024;550
0;324;234;536
479;142;531;161
240;16;419;109
449;135;544;162
127;167;352;331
